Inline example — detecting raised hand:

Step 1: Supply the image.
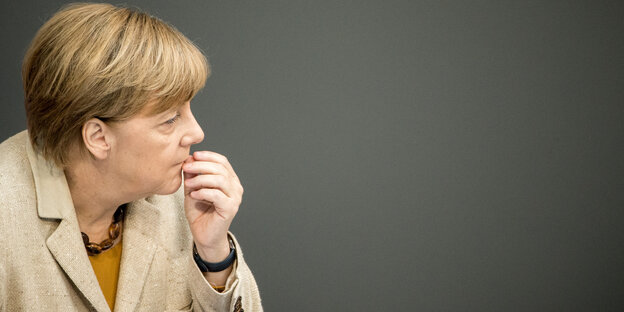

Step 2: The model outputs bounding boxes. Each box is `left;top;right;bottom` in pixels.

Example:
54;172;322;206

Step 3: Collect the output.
183;151;243;263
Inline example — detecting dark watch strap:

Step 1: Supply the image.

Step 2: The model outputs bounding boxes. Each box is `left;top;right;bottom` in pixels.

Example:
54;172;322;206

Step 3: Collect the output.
193;238;236;272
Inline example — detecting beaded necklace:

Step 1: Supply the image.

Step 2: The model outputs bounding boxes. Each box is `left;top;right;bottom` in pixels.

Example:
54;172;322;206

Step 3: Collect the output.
81;205;126;256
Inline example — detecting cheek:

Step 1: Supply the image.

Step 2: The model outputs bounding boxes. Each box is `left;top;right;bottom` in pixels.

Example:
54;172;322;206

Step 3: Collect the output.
117;141;158;172
147;141;181;171
118;130;181;172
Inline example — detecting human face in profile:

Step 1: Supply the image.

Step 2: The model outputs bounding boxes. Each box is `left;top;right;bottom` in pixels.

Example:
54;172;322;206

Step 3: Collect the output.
106;101;205;198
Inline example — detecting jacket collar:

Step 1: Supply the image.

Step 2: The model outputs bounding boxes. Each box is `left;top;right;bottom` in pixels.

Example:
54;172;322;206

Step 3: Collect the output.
26;135;74;220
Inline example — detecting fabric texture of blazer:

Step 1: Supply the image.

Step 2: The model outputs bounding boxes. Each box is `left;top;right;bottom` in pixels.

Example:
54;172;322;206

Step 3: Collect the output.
0;131;262;311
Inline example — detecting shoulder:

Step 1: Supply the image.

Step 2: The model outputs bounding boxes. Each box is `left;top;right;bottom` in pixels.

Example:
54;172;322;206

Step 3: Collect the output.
0;131;30;177
0;131;38;255
0;131;33;200
0;131;34;204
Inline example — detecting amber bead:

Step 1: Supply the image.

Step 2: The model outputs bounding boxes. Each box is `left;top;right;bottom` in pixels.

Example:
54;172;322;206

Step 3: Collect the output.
109;223;121;237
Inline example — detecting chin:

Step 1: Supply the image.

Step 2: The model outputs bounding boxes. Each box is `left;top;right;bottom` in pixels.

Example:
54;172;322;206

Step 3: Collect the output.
155;173;183;195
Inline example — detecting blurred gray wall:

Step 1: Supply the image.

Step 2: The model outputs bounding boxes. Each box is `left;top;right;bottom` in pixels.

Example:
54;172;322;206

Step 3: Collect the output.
1;1;623;311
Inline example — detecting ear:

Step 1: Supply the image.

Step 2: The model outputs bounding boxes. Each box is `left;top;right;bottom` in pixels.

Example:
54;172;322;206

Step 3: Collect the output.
82;118;112;160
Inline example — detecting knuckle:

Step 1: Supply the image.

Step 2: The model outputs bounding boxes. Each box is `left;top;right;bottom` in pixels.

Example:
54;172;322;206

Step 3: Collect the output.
217;192;227;201
219;164;229;175
216;154;228;164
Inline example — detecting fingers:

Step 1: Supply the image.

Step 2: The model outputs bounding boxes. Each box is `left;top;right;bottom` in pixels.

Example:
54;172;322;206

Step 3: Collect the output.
189;151;241;184
182;151;244;199
188;188;240;216
185;174;242;198
191;151;232;171
183;161;229;177
189;188;232;204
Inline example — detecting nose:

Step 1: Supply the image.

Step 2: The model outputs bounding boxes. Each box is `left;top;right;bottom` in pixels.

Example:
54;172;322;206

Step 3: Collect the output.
180;105;204;147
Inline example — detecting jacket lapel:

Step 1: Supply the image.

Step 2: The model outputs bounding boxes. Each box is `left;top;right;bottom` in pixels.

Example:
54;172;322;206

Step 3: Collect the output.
46;219;111;312
27;135;110;311
114;198;160;311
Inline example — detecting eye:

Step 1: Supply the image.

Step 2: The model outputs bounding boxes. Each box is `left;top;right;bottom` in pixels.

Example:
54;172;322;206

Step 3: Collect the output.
164;112;181;125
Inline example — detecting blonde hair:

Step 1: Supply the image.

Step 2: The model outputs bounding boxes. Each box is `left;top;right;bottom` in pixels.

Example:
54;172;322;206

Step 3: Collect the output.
23;2;209;167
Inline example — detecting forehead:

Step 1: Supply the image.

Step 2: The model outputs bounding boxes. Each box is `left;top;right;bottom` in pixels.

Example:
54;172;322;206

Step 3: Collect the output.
138;98;185;117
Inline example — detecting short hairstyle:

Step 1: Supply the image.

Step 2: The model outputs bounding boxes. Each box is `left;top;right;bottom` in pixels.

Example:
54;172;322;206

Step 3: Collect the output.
23;3;209;167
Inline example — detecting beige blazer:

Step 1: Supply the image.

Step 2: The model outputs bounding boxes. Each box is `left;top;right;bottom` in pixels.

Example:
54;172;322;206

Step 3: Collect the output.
0;131;262;312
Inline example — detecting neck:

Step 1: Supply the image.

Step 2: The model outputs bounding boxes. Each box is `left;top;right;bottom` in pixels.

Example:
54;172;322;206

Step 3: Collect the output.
64;158;133;242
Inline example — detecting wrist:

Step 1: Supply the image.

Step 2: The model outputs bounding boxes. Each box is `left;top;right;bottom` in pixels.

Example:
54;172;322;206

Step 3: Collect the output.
193;236;236;272
195;236;230;262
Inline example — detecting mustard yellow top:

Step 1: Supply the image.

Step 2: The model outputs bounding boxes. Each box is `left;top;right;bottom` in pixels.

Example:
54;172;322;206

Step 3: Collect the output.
88;239;123;311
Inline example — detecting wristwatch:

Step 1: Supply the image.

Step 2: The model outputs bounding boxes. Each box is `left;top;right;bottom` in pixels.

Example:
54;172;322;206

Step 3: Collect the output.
193;236;236;272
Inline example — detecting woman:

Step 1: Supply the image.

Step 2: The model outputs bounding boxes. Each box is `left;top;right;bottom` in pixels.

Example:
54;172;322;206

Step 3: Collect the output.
0;3;261;311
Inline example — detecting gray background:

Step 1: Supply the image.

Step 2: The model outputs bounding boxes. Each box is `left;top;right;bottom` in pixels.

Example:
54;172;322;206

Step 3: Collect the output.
1;1;623;311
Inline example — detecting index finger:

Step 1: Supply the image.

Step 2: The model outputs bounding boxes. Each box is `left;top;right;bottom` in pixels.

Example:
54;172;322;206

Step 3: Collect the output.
191;151;240;181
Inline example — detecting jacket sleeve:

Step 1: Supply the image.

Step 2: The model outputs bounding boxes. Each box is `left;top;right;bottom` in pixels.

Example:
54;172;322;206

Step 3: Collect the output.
188;232;263;312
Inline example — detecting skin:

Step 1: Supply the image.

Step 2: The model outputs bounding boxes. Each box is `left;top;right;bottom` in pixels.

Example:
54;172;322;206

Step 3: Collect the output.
64;100;241;286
